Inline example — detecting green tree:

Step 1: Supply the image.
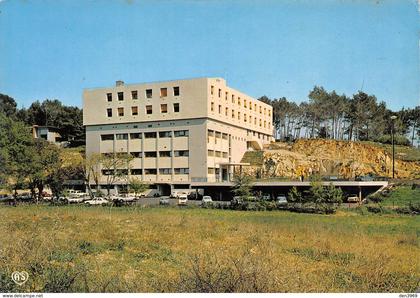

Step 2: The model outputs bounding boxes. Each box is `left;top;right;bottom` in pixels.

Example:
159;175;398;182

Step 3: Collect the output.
129;178;149;197
288;186;302;203
100;153;133;195
232;173;253;201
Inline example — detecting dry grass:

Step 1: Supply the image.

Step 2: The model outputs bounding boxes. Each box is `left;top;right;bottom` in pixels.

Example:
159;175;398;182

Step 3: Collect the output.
0;205;418;293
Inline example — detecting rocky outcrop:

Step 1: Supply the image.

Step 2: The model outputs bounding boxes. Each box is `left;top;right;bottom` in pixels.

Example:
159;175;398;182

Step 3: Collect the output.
241;139;420;179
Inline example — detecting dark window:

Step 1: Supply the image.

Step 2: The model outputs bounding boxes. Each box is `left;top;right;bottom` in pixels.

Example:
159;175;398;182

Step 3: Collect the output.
160;88;168;97
173;86;180;96
118;107;124;117
144;132;157;138
218;88;221;97
116;169;128;175
130;133;142;139
145;169;157;175
131;169;142;175
145;151;157;158
159;168;172;174
146;89;152;98
173;103;180;112
107;93;112;102
130;152;142;158
131;90;138;100
118;92;124;101
146;105;152;114
159;151;171;157
161;104;168;113
174;150;189;157
101;134;114;141
174;130;188;137
116;133;128;140
102;169;114;175
131;106;138;116
174;168;189;174
107;108;112;117
159;131;171;138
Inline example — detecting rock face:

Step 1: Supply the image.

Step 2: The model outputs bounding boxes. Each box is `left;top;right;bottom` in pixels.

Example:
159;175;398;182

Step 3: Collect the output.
241;139;420;179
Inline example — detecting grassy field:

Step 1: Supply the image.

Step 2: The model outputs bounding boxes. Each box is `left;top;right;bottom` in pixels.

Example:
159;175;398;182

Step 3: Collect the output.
362;141;420;161
379;186;420;207
0;205;418;293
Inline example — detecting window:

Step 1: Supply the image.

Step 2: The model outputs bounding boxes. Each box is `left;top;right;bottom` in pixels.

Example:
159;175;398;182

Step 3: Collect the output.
174;130;188;137
222;152;228;158
131;106;138;116
238;112;241;120
159;131;172;138
264;108;266;115
259;119;262;127
208;168;215;174
101;134;114;141
118;92;124;101
232;110;235;118
238;97;241;106
218;88;221;97
225;107;228;116
207;130;214;137
250;103;252;110
131;169;142;175
173;86;180;96
215;131;221;138
254;103;257;111
211;85;214;95
232;94;235;103
116;133;128;140
161;104;168;113
144;132;157;138
225;91;228;100
145;151;157;158
159;168;172;175
249;115;252;123
118;107;124;117
211;102;214;112
102;169;114;176
207;150;214;156
244;113;247;122
145;169;157;175
107;108;112;117
244;100;247;108
254;117;257;125
115;169;128;175
174;168;189;174
107;93;112;102
218;105;222;114
146;105;152;114
173;103;180;112
160;88;167;97
222;133;228;140
130;133;141;139
264;121;266;128
174;150;189;157
259;106;262;113
215;151;222;157
268;110;271;117
130;152;142;158
146;89;152;98
159;151;171;157
131;90;138;100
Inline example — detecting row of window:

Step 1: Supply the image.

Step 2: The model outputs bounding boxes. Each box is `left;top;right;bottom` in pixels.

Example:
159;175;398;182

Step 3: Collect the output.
102;167;189;176
207;150;228;158
107;103;180;117
210;103;271;128
207;130;228;140
101;130;189;141
103;150;189;158
210;85;271;116
107;86;180;102
207;167;221;175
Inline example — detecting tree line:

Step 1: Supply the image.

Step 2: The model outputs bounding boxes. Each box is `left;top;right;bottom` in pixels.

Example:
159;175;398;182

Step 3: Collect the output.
0;93;84;146
259;86;420;146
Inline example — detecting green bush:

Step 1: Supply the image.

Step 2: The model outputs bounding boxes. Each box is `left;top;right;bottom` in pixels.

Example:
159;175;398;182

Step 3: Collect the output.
367;193;384;203
374;134;410;146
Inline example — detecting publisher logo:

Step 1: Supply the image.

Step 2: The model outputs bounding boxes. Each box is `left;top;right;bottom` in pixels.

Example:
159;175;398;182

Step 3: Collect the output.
11;271;29;286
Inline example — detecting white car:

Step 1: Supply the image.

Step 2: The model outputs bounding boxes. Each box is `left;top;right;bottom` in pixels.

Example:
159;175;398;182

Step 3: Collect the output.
347;195;359;203
262;194;271;201
178;192;188;205
202;196;213;203
84;197;109;206
67;196;86;204
276;195;288;205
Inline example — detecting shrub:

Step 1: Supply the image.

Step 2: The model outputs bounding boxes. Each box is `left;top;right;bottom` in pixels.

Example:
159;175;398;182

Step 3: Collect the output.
367;193;384;203
366;205;382;214
408;202;420;214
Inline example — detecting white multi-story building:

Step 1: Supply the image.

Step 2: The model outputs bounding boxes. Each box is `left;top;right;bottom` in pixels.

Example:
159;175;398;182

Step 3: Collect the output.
83;77;273;192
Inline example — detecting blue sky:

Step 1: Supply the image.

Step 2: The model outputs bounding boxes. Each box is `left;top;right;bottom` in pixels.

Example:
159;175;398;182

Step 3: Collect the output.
0;0;419;110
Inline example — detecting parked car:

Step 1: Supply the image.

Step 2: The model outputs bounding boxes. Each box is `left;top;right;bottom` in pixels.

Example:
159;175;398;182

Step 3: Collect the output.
276;195;288;205
159;197;170;205
188;192;203;200
262;194;271;201
347;195;360;203
84;197;109;206
178;193;188;205
202;196;213;203
67;196;86;204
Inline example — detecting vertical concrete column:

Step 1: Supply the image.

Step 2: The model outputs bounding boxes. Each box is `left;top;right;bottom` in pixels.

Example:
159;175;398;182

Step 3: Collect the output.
156;132;160;181
141;132;144;181
171;130;174;181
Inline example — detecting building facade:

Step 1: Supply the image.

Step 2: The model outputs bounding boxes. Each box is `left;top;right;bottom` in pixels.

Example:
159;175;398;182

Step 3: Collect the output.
83;77;273;191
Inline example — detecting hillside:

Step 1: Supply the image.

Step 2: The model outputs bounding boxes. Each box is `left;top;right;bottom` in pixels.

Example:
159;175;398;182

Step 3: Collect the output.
241;139;420;180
